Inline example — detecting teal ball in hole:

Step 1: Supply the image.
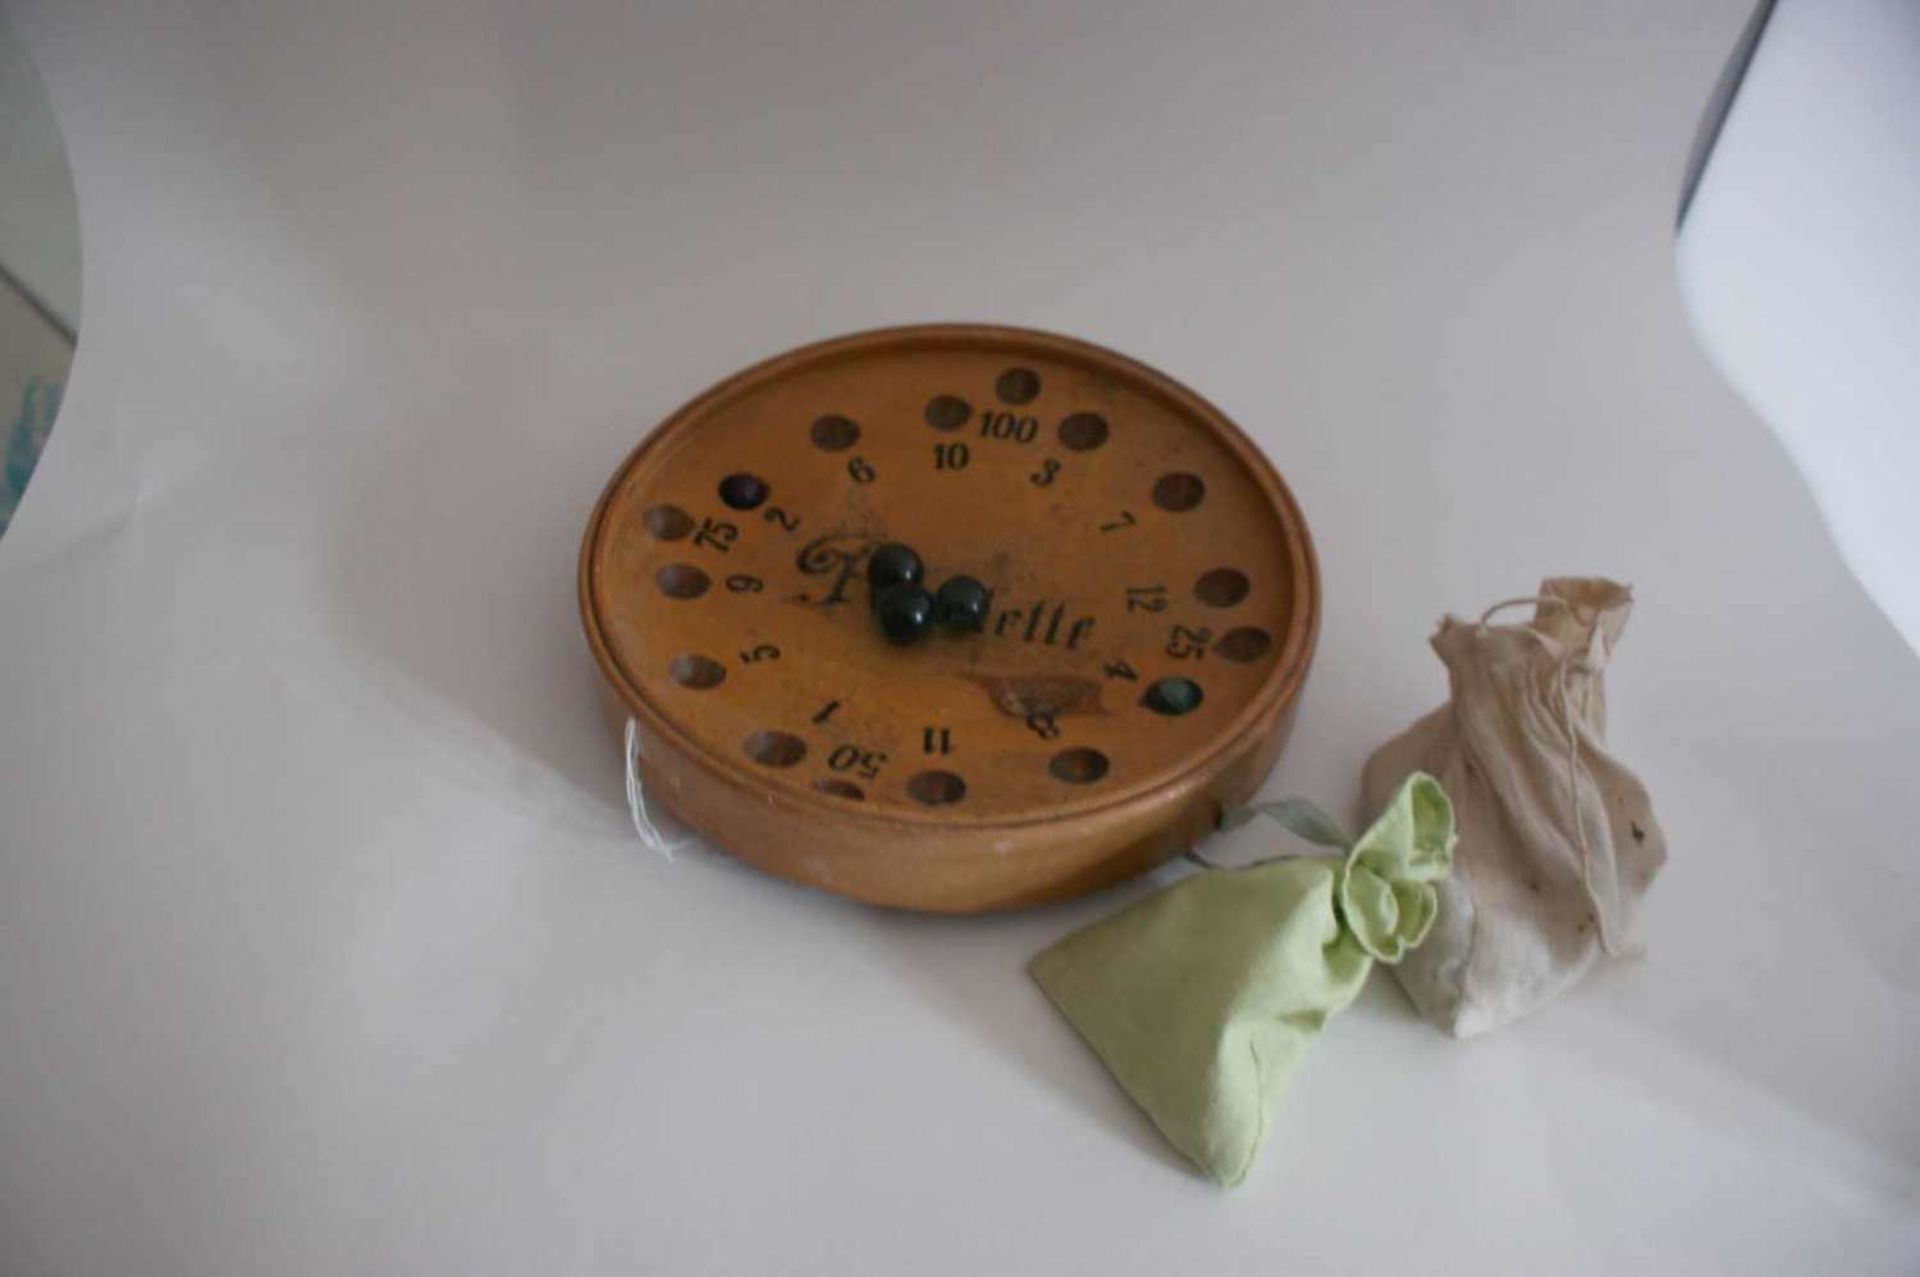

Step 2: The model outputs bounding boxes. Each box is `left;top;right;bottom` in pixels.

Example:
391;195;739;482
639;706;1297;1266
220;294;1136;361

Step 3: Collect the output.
1142;677;1204;716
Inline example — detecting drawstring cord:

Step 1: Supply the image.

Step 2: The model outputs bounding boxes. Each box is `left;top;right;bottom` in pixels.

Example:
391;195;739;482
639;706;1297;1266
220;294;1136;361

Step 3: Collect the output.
1476;595;1633;956
1190;798;1352;871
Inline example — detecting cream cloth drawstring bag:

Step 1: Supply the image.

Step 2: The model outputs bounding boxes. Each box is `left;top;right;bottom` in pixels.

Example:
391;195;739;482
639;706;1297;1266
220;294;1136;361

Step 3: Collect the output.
1361;578;1666;1038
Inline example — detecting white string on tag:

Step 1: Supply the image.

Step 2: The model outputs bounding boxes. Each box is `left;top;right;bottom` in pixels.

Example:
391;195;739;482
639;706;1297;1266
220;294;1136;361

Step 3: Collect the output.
624;717;697;861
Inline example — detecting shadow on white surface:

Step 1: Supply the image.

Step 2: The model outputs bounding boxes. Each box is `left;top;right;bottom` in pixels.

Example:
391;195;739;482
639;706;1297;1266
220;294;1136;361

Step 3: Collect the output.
322;345;632;829
865;892;1205;1181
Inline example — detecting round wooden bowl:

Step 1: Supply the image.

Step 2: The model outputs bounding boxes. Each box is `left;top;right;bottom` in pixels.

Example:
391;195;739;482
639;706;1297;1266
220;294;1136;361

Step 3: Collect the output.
580;324;1318;911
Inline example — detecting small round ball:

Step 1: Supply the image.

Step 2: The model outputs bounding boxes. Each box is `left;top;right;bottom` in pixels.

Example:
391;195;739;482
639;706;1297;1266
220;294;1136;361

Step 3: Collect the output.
1142;676;1204;716
866;542;924;597
933;575;990;633
875;583;935;644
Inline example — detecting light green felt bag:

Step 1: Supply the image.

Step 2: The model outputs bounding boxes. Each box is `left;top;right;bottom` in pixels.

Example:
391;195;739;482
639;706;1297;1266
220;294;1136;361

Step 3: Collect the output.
1029;773;1455;1186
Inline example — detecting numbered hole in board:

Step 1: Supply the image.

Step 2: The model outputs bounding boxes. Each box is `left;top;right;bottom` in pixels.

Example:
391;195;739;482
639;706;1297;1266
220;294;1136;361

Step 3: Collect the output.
1214;627;1273;663
810;414;860;452
644;504;694;540
655;563;711;599
995;367;1041;405
1057;412;1109;452
1151;472;1206;513
718;472;770;511
924;395;971;431
813;778;866;802
1047;747;1110;785
743;730;808;768
1194;567;1250;608
668;654;727;690
906;769;967;806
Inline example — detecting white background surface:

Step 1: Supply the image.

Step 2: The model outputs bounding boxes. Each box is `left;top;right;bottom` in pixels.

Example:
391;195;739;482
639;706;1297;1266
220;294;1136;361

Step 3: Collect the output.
1678;0;1920;657
3;3;1916;1274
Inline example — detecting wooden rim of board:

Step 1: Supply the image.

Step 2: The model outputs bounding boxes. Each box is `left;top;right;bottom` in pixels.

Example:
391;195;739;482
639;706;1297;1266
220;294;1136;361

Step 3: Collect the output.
579;323;1320;841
